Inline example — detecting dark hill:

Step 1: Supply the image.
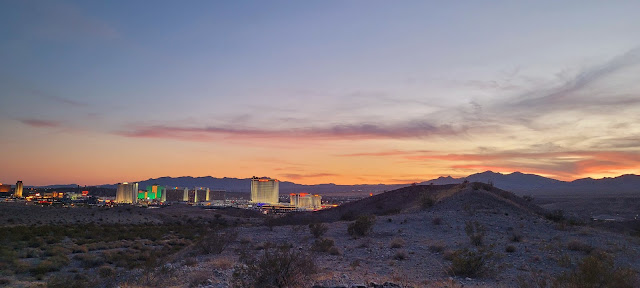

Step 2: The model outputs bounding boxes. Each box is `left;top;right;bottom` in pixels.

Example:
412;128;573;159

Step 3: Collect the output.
273;182;548;225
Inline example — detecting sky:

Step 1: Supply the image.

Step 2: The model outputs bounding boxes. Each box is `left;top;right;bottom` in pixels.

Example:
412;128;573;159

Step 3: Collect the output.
1;0;640;186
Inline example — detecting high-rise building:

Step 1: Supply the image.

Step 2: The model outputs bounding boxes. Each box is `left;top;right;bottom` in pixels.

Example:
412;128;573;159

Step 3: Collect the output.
143;185;165;201
14;181;23;198
115;182;138;204
0;183;11;193
183;188;189;202
290;193;322;209
251;177;279;204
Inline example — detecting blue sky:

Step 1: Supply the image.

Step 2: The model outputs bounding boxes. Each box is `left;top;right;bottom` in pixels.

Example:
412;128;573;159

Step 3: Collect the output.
1;1;639;185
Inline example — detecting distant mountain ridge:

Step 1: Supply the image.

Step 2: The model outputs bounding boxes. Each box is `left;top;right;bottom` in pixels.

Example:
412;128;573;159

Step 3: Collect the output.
419;171;640;195
28;171;640;196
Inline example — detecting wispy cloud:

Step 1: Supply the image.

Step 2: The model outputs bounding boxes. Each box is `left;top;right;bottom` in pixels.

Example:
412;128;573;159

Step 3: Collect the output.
507;48;640;112
338;150;423;157
19;119;61;128
279;173;337;180
15;0;119;40
116;120;465;141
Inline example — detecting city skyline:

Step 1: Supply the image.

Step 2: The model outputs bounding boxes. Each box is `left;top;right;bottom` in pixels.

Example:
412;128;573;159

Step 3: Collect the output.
1;1;640;186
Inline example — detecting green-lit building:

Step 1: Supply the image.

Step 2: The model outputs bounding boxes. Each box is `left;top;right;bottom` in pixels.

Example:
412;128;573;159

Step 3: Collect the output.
139;184;165;201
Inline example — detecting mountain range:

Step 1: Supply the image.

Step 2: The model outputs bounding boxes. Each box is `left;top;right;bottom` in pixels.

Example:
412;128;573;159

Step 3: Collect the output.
37;171;639;196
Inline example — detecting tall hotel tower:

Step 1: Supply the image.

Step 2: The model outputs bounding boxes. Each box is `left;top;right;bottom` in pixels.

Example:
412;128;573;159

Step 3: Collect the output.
250;177;279;204
115;182;139;204
14;181;23;198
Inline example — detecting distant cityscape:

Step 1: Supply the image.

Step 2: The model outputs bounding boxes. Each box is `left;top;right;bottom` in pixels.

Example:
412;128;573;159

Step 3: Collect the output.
1;176;329;213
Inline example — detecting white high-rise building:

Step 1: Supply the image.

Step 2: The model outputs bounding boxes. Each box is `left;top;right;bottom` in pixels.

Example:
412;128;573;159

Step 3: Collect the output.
250;177;279;204
115;182;138;204
290;193;322;209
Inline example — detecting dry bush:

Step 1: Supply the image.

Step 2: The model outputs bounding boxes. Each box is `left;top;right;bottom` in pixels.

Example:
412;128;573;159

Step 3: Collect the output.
46;273;93;288
515;270;552;288
74;252;105;268
557;253;572;268
554;251;638;288
308;223;328;238
328;246;341;255
447;248;492;278
184;257;198;267
347;215;376;238
567;239;593;254
428;241;446;253
199;228;238;254
432;217;443;225
505;245;516;253
390;238;405;249
311;238;335;253
393;250;408;261
232;247;316;288
211;256;235;269
356;238;372;248
71;245;88;254
465;221;485;246
188;270;211;288
510;232;523;242
98;265;115;278
420;193;436;209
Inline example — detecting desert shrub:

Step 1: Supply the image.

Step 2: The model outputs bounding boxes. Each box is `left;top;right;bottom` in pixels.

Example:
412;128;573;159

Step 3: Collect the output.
389;238;405;249
545;210;565;222
74;253;105;268
232;247;316;288
350;259;361;269
429;241;446;253
199;228;238;254
567;239;593;254
46;273;92;288
308;223;328;238
419;192;436;209
44;245;70;257
347;215;376;238
505;245;516;253
211;256;235;269
98;265;115;278
554;252;638;288
0;278;10;285
393;250;408;260
465;221;485;246
72;245;88;254
447;248;491;278
522;195;534;202
184;257;198;267
31;255;70;276
432;217;442;225
510;232;523;242
188;271;211;288
471;182;492;191
515;270;552;288
340;210;357;221
558;253;572;268
311;238;335;253
328;246;341;255
19;247;43;258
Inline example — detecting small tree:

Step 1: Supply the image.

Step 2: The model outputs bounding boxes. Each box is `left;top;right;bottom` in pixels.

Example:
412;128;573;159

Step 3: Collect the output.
347;215;376;238
308;223;328;238
232;247;316;288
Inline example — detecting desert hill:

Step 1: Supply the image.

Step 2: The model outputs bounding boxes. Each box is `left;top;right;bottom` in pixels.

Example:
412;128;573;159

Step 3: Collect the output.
275;182;550;226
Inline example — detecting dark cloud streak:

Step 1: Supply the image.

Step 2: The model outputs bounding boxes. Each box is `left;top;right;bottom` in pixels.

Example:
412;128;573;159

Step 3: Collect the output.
117;120;465;141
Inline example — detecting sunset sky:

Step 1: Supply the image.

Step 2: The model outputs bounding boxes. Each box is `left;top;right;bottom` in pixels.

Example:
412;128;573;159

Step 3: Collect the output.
1;1;639;186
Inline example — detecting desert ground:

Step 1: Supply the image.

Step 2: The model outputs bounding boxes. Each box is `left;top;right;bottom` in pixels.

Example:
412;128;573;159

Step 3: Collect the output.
1;183;639;287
